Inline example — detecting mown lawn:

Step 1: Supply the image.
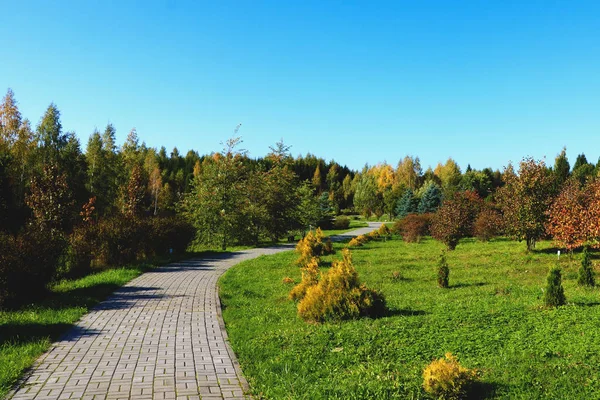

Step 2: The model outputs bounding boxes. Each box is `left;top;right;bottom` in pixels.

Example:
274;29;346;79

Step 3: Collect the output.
219;236;600;399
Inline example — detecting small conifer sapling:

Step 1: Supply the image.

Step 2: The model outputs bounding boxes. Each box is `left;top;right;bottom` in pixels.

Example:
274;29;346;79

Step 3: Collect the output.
438;252;449;288
577;247;595;287
543;265;566;307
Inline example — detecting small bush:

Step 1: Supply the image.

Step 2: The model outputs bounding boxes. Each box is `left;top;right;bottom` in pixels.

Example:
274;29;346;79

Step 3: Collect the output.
377;223;391;237
422;353;477;400
348;237;362;247
282;277;295;284
391;271;402;281
578;247;595;287
438;252;450;288
296;249;386;322
332;216;351;230
544;265;566;307
295;230;323;266
368;230;380;239
474;208;504;242
393;214;433;243
323;238;335;255
289;257;320;301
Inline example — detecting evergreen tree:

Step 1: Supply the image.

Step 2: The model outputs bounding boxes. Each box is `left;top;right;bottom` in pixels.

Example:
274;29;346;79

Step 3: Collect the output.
543;265;566;307
37;103;67;165
437;252;449;288
396;189;418;217
418;182;443;213
578;247;595;287
553;147;570;187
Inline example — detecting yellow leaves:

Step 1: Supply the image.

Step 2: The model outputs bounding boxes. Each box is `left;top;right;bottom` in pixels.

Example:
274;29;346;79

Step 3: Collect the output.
292;249;386;322
295;228;332;266
422;353;477;400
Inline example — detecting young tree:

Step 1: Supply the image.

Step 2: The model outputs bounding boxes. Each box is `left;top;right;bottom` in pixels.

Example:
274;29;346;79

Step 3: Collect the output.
546;179;589;251
353;171;380;217
396;189;418;217
0;89;22;151
434;158;462;198
417;181;443;213
578;247;595;287
497;158;554;251
553;147;570;188
430;191;482;250
37;103;67;165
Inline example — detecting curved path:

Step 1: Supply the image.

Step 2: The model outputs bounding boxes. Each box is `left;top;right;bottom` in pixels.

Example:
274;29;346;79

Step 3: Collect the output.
8;223;380;400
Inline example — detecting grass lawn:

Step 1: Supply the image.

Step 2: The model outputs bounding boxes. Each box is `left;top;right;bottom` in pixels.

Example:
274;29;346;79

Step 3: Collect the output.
219;236;600;399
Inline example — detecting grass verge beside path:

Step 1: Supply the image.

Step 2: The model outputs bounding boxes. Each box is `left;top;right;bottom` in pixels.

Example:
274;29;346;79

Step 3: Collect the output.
219;237;600;399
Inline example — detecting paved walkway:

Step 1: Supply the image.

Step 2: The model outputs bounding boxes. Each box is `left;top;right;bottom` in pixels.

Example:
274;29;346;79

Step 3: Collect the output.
8;223;380;400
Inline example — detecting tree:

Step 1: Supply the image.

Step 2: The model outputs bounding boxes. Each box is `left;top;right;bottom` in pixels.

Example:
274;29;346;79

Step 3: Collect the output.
546;178;589;251
417;181;443;213
543;266;566;307
312;164;323;193
124;164;147;217
553;147;570;188
26;163;74;234
396;156;422;190
497;158;554;251
578;247;595;287
353;171;380;217
37;103;67;165
181;137;249;250
295;182;322;234
434;158;462;198
0;89;22;151
430;191;482;250
396;189;418;217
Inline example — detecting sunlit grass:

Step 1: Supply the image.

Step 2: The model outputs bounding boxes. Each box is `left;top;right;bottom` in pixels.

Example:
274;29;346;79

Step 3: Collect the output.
220;236;600;399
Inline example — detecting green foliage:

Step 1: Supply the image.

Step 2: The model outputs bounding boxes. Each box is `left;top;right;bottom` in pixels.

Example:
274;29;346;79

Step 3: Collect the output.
395;188;419;217
553;147;570;188
437;251;449;288
332;216;351;230
418;181;443;213
0;227;66;307
543;265;566;307
497;158;555;251
423;353;477;400
578;247;595;287
354;172;380;217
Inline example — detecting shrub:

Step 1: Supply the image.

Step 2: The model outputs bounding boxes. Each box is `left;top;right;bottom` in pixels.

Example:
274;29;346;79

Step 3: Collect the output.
332;216;351;230
0;228;66;307
296;249;386;322
289;257;320;301
391;271;402;281
431;191;483;250
295;229;327;266
438;252;449;288
393;214;433;243
348;237;362;247
377;223;391;237
323;238;335;255
578;247;595;287
544;265;566;307
422;353;477;400
282;277;295;284
474;208;504;242
368;230;380;239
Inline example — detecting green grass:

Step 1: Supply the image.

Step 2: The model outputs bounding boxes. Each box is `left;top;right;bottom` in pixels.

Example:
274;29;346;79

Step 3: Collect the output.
219;236;600;399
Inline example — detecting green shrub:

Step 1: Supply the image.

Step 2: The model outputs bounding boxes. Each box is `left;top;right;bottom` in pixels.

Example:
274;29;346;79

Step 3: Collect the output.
332;216;351;230
578;247;595;287
422;353;477;400
544;265;566;307
296;249;386;322
0;228;66;307
438;252;450;288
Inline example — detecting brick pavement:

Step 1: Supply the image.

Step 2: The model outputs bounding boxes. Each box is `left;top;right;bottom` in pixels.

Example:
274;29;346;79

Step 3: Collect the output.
8;224;378;400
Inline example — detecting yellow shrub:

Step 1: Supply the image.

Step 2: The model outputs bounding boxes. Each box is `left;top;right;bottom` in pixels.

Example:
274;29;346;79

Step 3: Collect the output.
348;237;362;247
422;353;477;400
296;229;329;266
368;230;380;239
357;234;370;244
282;277;295;284
297;249;386;322
289;257;320;301
378;223;391;236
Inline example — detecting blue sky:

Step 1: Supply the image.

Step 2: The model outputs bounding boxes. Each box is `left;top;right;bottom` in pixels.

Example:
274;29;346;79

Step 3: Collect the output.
1;1;599;171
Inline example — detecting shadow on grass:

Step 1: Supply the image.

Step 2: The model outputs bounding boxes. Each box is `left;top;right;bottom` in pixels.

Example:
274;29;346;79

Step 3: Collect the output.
0;323;101;347
452;282;488;289
573;301;600;307
469;380;502;399
382;308;427;318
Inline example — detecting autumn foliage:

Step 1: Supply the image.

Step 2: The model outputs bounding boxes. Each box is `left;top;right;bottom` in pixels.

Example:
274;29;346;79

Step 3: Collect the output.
422;353;477;400
430;191;482;250
392;213;433;243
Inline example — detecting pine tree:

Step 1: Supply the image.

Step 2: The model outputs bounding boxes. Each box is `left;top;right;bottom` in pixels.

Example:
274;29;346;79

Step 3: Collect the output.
37;103;67;165
578;247;595;287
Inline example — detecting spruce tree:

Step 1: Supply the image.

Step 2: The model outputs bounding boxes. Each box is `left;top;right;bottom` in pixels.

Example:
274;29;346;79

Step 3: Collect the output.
396;189;418;217
418;182;443;213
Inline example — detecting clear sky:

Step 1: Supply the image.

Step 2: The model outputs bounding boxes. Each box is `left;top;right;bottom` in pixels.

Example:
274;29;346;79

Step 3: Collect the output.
1;1;599;171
